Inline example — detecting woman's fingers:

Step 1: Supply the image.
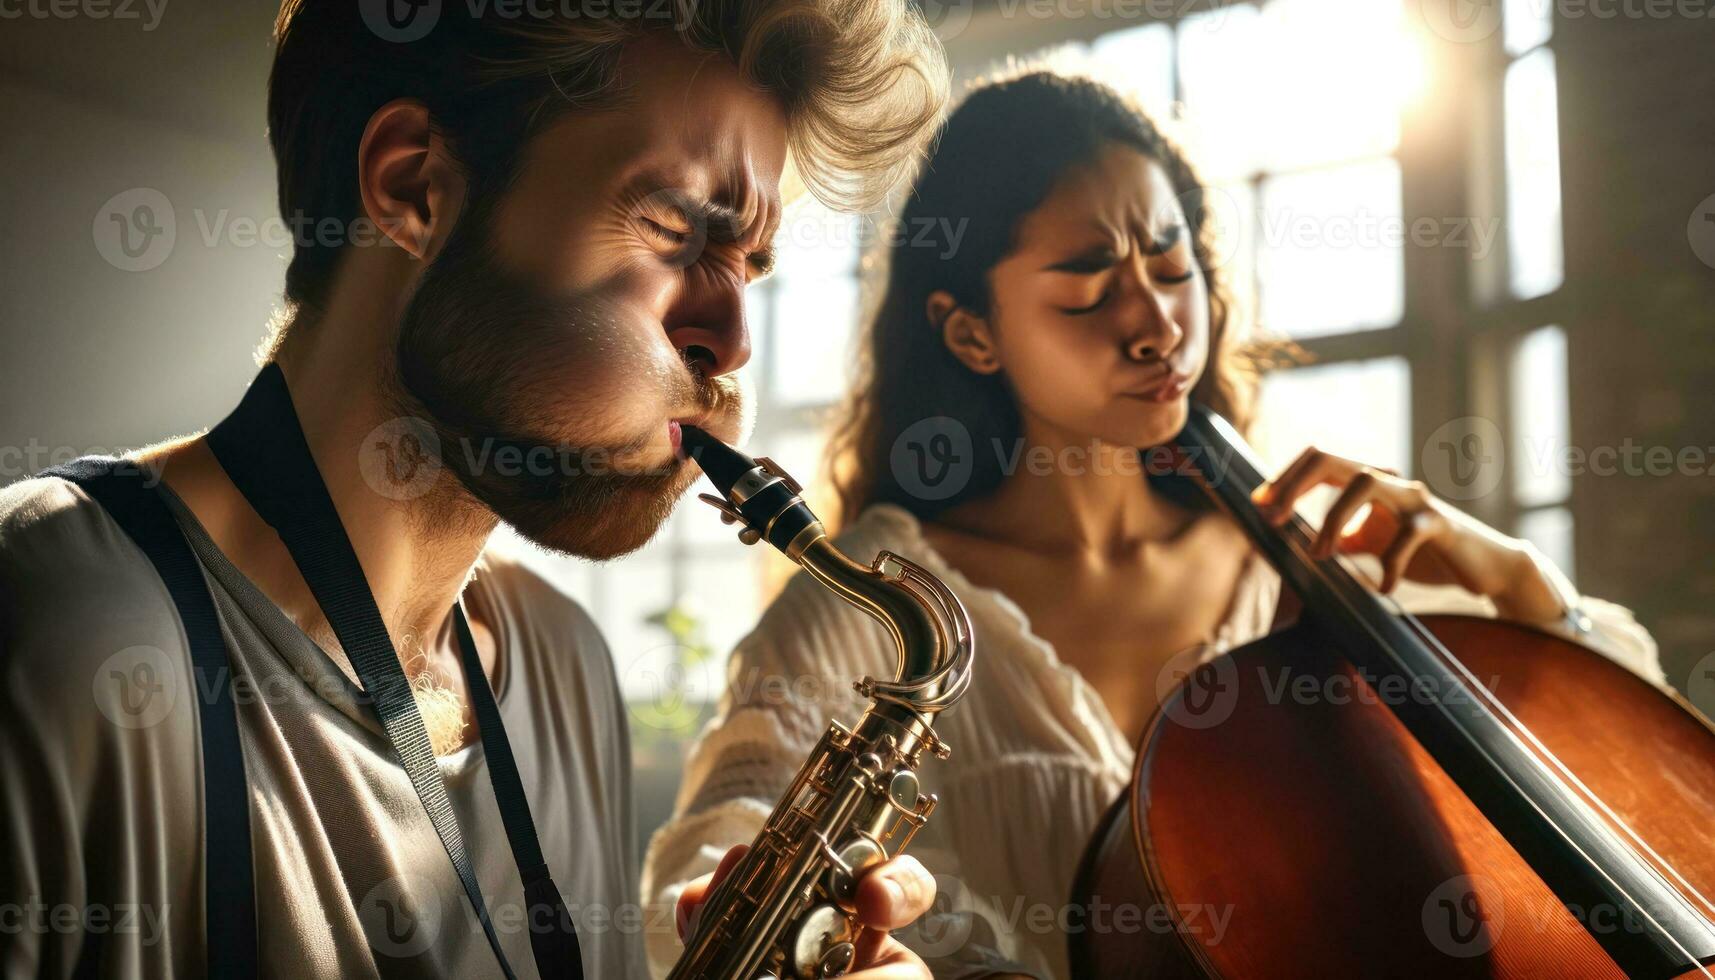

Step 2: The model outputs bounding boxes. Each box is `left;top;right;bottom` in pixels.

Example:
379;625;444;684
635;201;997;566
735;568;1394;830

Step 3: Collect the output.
676;844;750;940
1379;509;1438;593
1255;447;1365;526
1313;471;1380;558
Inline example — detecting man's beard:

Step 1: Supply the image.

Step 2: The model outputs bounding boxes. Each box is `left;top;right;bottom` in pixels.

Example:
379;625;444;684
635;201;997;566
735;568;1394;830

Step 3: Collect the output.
391;198;725;560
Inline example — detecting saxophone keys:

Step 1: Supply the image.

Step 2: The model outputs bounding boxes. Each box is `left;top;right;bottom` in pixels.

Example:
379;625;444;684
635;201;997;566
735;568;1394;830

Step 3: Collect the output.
887;769;921;812
824;836;886;909
788;904;856;979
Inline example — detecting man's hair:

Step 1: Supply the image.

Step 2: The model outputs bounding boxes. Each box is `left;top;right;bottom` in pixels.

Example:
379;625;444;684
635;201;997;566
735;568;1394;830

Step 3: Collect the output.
267;0;948;321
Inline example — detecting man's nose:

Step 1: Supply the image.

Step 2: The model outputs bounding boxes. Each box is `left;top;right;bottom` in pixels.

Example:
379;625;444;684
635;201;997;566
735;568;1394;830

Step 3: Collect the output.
663;277;752;377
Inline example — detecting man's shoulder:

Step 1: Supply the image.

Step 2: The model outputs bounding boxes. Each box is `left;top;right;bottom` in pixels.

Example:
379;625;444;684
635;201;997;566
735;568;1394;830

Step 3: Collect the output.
0;474;174;606
0;475;194;731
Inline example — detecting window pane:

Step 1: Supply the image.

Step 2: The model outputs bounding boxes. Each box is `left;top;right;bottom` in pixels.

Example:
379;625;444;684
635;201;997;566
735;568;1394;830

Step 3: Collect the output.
1177;3;1264;180
1510;325;1570;507
1254;357;1412;476
1091;23;1175;117
1254;0;1413;171
1178;0;1415;177
770;198;861;407
1505;48;1564;299
1257;159;1405;337
771;276;859;407
1517;505;1575;584
1504;0;1553;55
1209;181;1258;324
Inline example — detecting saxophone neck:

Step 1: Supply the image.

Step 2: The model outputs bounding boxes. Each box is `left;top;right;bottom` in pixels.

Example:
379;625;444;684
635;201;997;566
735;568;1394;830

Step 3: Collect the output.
679;425;974;714
794;536;973;714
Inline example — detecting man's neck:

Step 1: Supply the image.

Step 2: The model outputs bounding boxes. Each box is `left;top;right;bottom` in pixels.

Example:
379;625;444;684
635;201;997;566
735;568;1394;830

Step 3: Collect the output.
143;300;497;686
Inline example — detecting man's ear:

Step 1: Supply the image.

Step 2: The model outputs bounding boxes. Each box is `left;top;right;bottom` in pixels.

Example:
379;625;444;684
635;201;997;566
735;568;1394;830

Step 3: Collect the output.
356;98;467;261
927;290;1002;376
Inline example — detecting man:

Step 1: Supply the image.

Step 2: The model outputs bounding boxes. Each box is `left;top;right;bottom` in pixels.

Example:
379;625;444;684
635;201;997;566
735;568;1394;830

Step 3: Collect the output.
0;0;948;975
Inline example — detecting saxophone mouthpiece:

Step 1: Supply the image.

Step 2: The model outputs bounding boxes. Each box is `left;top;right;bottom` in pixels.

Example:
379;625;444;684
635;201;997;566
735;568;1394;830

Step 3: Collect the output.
680;424;825;558
677;423;752;497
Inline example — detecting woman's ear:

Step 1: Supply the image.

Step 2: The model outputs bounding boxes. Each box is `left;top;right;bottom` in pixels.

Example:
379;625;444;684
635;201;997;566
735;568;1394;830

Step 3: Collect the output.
927;290;1002;376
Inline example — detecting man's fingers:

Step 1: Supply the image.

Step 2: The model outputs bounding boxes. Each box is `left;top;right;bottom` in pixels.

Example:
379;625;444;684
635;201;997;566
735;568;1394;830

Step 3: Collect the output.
853;854;936;931
676;844;750;940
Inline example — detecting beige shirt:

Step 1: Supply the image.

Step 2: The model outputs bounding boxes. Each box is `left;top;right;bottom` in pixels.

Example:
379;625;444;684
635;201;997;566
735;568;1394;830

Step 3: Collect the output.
641;502;1665;980
0;476;650;978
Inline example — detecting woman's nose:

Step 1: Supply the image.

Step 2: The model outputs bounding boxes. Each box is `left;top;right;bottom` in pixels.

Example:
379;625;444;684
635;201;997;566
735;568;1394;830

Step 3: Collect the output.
1121;256;1184;364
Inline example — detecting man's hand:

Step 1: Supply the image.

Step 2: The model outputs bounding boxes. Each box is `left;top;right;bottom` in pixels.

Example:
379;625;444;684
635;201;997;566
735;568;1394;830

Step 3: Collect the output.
676;844;938;978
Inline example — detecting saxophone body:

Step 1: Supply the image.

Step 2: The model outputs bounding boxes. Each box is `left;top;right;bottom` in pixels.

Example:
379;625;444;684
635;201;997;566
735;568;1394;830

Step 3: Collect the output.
669;426;976;980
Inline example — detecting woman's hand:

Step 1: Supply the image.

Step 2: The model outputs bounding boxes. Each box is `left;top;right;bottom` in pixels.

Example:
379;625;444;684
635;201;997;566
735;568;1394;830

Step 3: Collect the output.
676;844;938;979
1253;446;1572;623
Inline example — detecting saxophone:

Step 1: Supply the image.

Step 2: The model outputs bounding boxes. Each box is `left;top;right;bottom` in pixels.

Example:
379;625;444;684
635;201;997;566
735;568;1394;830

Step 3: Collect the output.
668;426;975;980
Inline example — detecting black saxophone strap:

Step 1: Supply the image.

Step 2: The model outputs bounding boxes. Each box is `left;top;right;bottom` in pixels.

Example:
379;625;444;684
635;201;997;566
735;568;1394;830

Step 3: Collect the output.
205;362;585;980
39;456;259;978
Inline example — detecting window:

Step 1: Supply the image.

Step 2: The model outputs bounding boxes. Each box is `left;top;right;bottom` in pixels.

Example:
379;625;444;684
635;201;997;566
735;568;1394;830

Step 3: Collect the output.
1088;0;1426;473
1484;1;1574;578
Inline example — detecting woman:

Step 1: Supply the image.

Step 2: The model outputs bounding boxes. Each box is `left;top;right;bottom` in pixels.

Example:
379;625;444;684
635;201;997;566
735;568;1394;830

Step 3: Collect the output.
642;71;1663;978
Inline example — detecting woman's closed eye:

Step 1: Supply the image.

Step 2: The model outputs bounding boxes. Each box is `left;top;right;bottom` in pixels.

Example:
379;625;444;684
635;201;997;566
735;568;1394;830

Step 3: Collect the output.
1058;288;1111;315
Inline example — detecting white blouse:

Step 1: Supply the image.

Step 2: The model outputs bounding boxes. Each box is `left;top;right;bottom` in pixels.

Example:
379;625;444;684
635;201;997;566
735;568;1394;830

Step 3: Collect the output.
641;503;1665;979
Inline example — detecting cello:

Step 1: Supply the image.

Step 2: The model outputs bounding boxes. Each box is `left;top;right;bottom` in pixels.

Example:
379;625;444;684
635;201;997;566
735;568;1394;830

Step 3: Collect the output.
1069;405;1715;978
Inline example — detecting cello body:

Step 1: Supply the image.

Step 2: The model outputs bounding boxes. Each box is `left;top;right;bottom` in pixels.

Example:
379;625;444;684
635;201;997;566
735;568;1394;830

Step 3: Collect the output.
1069;614;1715;979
